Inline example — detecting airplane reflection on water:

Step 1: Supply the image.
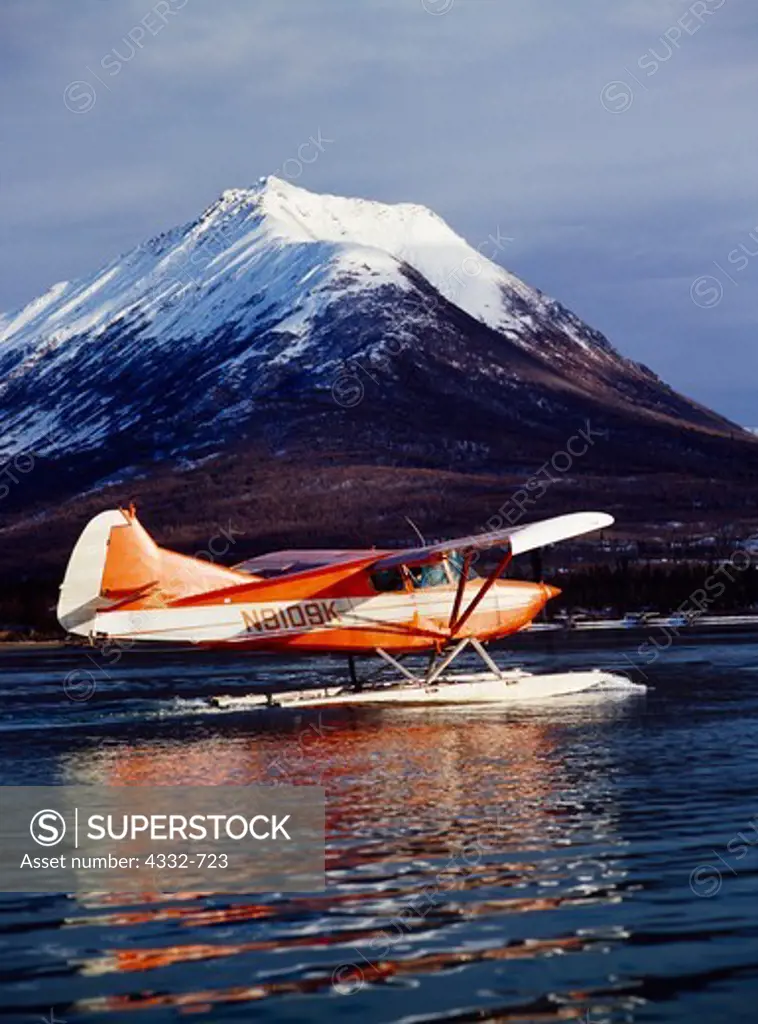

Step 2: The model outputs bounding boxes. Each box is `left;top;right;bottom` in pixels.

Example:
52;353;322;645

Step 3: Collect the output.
54;696;643;1017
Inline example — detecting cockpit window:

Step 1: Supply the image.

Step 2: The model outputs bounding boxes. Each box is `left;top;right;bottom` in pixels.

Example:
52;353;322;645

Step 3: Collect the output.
408;563;449;589
371;555;477;593
370;568;406;592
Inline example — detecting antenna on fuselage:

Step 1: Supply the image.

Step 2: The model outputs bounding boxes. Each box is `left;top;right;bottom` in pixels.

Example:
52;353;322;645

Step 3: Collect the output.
404;516;427;547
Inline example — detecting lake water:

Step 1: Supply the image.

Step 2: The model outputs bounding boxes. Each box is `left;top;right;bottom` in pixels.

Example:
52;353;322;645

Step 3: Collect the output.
1;635;758;1023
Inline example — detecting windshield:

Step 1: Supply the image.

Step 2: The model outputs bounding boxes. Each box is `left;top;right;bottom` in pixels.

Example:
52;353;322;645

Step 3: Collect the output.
447;550;478;580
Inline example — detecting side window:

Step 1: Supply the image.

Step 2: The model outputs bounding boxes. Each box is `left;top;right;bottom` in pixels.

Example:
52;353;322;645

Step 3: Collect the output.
370;568;406;593
409;563;449;589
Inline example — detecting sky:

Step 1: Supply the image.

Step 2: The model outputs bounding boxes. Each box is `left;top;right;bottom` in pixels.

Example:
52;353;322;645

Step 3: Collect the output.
1;0;756;424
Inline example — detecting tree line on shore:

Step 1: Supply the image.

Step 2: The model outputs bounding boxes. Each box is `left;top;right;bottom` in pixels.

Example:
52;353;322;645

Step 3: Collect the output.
2;555;758;640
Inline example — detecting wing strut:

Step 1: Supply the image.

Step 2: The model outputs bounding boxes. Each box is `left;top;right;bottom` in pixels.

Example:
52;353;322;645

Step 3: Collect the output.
448;550;474;631
449;549;512;638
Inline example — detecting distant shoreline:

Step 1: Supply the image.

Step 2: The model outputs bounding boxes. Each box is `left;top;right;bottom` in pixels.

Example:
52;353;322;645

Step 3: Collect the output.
2;612;758;656
0;640;67;649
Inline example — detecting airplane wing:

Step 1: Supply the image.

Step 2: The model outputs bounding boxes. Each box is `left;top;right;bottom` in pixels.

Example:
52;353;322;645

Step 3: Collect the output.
233;512;612;583
371;512;613;570
234;549;380;576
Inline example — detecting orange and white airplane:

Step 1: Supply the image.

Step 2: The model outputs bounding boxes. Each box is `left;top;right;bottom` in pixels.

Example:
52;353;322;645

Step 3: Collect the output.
57;507;627;706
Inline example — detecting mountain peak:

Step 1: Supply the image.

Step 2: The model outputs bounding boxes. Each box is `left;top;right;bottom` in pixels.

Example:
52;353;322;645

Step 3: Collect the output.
205;176;320;216
200;175;450;248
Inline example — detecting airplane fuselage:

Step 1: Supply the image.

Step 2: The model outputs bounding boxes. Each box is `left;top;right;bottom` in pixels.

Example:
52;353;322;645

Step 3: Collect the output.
91;578;557;653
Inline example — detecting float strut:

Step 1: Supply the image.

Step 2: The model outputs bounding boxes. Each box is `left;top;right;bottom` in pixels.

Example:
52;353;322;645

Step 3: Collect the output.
470;637;504;679
375;648;422;684
426;637;472;685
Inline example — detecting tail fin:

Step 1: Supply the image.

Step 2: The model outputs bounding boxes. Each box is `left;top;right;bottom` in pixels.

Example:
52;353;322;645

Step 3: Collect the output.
57;510;130;636
57;508;251;637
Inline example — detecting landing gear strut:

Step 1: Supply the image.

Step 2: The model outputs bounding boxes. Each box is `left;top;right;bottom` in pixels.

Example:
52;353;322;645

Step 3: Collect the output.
348;656;362;691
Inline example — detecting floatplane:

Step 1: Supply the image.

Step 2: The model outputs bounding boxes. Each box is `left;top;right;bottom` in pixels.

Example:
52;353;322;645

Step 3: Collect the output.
57;508;635;709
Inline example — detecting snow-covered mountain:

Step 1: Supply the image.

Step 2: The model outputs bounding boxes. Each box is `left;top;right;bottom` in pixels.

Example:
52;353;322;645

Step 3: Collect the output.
0;177;749;508
0;175;593;373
